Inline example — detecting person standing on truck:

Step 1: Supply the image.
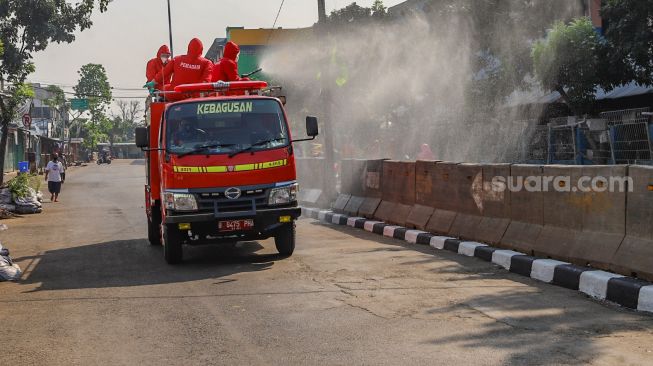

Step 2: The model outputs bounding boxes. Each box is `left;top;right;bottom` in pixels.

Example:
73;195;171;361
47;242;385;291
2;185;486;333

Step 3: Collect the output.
156;38;213;100
145;45;172;90
211;41;250;82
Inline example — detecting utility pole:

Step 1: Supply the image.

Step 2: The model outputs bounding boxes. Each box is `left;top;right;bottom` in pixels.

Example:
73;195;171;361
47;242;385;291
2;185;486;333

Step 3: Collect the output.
316;0;337;202
167;0;174;56
317;0;327;23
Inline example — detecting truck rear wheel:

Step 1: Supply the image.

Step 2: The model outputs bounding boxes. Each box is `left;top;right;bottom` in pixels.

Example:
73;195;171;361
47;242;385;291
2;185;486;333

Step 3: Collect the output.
163;224;183;264
147;207;162;246
274;223;295;256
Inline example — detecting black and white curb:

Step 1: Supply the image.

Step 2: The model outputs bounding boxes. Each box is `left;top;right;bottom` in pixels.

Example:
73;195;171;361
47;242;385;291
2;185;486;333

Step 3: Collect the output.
301;207;653;315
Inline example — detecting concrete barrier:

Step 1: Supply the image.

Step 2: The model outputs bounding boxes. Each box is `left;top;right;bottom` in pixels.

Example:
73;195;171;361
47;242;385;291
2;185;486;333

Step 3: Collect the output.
340;159;367;197
446;164;484;240
533;165;584;261
362;159;386;199
332;194;351;213
568;165;627;269
425;209;457;235
373;200;396;222
296;157;327;206
358;197;382;218
405;204;434;230
612;165;653;281
500;165;544;254
416;161;461;236
343;196;365;217
474;164;511;245
381;161;415;225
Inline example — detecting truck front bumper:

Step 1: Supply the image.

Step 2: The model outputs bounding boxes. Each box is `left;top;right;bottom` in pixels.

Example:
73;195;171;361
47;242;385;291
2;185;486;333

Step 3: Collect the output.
163;207;301;244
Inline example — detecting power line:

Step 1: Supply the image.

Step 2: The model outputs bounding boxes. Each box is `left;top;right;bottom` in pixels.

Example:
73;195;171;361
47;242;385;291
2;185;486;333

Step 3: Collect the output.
266;0;286;45
30;80;146;91
30;85;146;99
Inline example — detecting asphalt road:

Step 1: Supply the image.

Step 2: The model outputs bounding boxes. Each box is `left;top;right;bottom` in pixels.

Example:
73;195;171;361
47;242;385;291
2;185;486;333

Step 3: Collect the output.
1;159;653;365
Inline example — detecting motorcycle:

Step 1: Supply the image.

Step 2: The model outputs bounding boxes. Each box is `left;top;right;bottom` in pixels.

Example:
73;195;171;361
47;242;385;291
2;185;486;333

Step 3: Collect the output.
97;155;112;165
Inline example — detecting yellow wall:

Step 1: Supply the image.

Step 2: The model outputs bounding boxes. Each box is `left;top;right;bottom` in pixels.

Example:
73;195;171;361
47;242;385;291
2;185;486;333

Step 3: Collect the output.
228;28;313;46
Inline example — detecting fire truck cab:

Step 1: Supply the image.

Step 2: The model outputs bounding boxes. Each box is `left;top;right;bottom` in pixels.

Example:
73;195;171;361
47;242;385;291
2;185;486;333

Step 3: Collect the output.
136;81;318;264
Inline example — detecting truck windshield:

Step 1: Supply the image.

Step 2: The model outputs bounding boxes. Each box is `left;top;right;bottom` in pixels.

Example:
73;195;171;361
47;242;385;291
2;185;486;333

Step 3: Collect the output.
165;99;288;156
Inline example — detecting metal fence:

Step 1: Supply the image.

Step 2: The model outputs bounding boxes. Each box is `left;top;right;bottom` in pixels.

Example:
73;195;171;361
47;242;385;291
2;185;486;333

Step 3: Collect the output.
519;107;653;166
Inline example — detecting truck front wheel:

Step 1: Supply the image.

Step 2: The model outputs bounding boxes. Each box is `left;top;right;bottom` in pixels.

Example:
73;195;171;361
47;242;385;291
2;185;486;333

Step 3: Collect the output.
274;223;295;257
163;224;183;264
147;207;162;246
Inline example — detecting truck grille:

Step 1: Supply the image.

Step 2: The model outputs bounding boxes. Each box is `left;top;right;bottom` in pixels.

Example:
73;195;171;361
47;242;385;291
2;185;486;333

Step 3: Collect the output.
194;187;270;216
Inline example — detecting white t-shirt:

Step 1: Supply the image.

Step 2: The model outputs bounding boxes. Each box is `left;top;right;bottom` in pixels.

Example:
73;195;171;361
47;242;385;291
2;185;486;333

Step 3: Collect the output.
46;161;64;182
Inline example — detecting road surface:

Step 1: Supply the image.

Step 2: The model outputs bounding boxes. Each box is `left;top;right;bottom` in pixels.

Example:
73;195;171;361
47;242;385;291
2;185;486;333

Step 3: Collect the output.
1;160;652;365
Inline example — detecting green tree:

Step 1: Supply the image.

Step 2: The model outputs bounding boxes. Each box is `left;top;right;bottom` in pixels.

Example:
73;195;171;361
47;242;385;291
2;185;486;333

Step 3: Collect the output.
532;18;606;116
328;2;371;26
73;63;113;124
602;0;653;85
371;0;387;19
0;0;111;183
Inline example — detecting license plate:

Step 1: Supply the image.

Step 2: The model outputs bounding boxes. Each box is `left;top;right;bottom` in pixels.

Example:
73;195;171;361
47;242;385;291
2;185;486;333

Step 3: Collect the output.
219;219;254;232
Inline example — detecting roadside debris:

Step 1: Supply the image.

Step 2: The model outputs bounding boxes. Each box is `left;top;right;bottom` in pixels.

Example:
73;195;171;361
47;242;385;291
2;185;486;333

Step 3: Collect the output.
1;174;44;216
0;242;21;281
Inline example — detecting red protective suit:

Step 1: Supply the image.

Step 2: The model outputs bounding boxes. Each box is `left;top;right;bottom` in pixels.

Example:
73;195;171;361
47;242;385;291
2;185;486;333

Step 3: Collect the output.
211;41;249;82
157;38;213;88
145;45;172;89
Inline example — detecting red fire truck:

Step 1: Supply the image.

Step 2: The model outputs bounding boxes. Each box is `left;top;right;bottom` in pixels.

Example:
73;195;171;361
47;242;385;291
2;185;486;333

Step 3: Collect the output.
136;81;318;264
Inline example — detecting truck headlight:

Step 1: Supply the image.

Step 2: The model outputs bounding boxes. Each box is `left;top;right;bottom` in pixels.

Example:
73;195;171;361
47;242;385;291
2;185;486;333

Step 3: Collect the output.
268;183;298;205
164;192;198;212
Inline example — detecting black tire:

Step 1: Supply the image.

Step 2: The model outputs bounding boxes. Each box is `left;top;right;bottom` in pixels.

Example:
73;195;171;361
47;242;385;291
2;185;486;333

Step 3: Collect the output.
163;224;183;264
274;223;296;256
147;206;162;246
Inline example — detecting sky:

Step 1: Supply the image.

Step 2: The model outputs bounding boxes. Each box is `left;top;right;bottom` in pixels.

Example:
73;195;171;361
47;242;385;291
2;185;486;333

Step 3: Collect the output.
30;0;406;100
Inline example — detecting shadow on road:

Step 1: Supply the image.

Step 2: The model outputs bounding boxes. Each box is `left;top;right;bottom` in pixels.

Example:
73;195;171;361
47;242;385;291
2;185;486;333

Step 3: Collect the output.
425;291;653;365
310;220;653;364
17;239;280;292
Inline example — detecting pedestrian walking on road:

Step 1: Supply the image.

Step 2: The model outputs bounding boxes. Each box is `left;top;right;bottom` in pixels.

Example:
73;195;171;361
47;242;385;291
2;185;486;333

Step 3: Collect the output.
45;153;64;202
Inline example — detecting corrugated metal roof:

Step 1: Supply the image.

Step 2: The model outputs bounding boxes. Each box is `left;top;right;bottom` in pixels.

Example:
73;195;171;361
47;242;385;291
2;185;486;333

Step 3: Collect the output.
506;81;653;107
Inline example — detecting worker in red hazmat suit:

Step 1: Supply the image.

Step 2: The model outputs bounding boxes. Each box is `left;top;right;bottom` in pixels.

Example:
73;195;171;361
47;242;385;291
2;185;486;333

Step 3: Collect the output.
417;143;436;160
145;45;172;90
156;38;213;100
211;41;249;82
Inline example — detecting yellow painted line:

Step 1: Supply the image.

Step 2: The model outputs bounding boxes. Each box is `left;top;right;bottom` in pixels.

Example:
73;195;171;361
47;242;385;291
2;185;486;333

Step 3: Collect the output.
173;159;288;174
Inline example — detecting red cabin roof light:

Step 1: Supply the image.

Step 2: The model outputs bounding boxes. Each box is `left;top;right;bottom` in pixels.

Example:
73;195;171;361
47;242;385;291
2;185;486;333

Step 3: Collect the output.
174;81;268;94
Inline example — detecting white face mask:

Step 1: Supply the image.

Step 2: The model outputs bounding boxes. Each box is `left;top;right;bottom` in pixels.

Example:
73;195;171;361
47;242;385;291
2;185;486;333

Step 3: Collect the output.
236;53;240;62
161;55;170;64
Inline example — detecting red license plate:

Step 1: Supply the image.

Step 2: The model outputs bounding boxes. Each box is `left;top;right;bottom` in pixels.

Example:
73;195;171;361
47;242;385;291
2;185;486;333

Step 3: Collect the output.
219;219;254;232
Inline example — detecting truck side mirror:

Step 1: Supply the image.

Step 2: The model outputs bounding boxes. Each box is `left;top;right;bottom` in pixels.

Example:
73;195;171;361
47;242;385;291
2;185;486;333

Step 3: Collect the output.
135;127;149;148
306;116;319;137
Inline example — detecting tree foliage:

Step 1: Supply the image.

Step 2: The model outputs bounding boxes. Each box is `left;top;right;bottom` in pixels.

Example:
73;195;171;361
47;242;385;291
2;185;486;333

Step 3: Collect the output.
74;63;112;123
602;0;653;85
0;0;111;183
532;17;605;115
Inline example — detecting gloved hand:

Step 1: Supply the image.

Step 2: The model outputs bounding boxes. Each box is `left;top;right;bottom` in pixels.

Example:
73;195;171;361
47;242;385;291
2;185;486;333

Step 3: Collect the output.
143;81;157;96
